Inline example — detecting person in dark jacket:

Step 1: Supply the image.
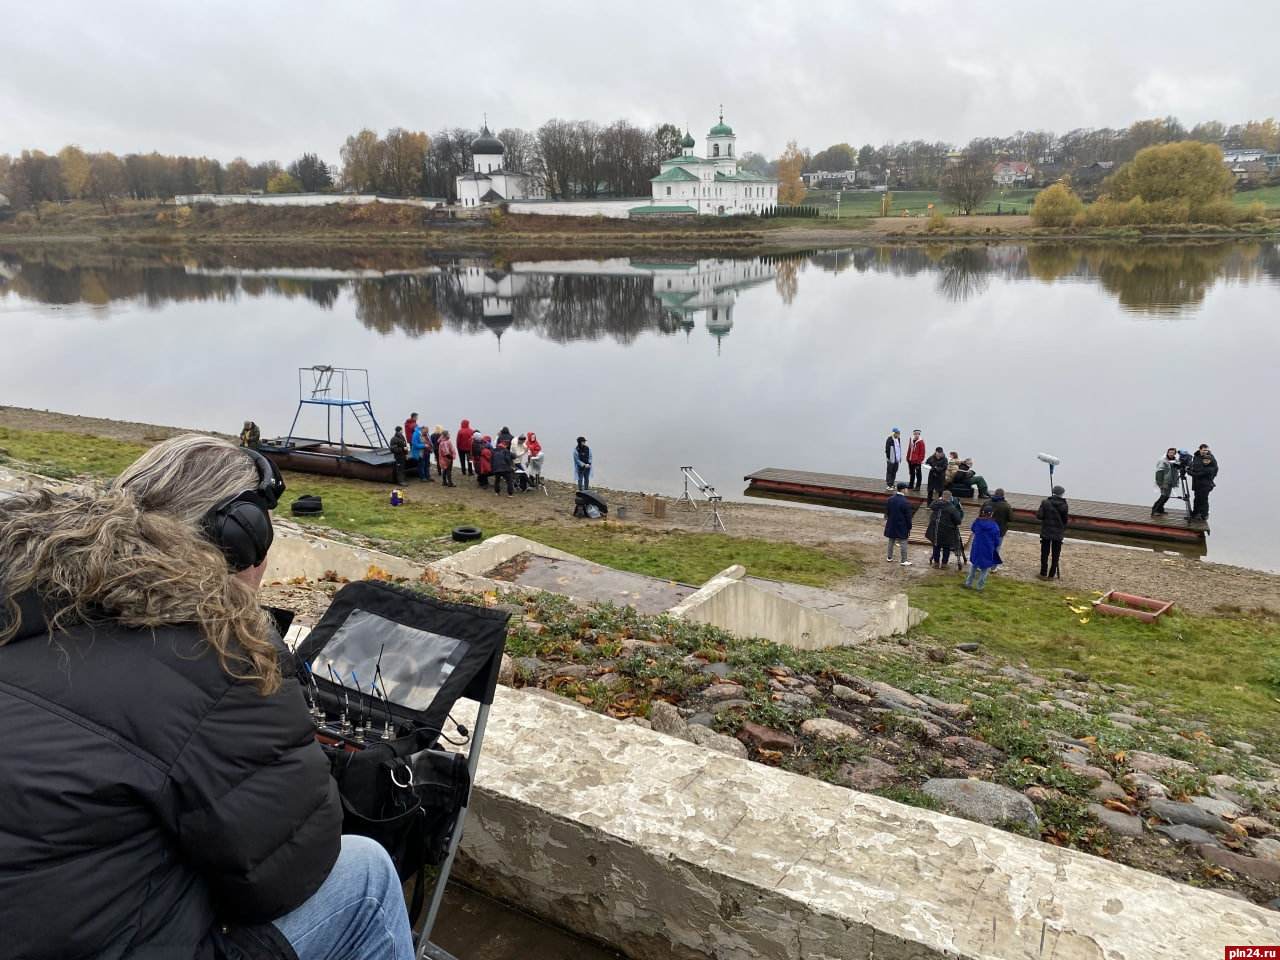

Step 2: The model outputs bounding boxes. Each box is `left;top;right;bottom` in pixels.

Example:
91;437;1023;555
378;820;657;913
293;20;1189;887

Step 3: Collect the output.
1036;485;1070;579
926;491;964;568
985;488;1014;539
1187;443;1218;522
390;424;409;484
884;427;903;490
925;446;949;504
239;419;261;449
496;425;515;450
883;481;914;565
574;436;593;490
0;434;413;960
964;504;1002;592
491;440;516;497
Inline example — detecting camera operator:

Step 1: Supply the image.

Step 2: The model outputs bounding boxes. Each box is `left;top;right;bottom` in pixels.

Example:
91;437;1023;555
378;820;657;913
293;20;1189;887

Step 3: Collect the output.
0;435;413;960
1186;443;1219;522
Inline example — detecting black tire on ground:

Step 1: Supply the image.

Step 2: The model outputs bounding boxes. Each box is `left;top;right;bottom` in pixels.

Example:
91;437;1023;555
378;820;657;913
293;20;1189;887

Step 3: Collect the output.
291;495;323;516
452;525;483;543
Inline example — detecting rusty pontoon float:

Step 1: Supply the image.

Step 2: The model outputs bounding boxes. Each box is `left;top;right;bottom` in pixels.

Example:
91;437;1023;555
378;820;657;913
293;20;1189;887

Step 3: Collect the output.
743;468;1207;551
259;366;407;482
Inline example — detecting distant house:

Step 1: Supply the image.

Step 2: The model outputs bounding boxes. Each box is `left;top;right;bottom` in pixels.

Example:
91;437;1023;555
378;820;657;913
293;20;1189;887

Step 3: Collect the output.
1231;160;1270;187
855;165;888;185
1222;148;1265;165
992;161;1033;186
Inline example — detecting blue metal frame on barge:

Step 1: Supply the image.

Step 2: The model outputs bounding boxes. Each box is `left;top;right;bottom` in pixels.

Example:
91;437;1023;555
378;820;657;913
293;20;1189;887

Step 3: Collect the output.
259;366;403;482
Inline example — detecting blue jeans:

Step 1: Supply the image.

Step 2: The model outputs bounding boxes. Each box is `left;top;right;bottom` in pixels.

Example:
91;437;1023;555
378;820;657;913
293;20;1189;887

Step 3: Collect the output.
576;465;590;490
272;834;414;960
964;565;990;590
416;452;431;480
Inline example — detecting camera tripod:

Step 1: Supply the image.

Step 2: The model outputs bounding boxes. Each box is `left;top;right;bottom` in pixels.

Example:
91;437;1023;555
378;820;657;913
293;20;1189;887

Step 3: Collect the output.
676;466;727;532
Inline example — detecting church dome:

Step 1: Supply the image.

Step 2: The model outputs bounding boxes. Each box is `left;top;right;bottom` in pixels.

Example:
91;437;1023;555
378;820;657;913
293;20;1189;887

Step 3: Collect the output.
681;130;695;149
709;119;734;137
472;126;505;156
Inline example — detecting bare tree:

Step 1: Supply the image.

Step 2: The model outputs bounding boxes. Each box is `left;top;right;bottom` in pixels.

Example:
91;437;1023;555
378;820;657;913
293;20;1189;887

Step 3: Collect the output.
938;145;994;214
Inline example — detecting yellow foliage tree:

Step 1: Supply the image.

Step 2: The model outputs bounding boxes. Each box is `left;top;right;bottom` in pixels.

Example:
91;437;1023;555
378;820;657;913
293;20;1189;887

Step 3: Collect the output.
1103;141;1234;221
58;144;91;200
1030;183;1084;227
776;140;805;205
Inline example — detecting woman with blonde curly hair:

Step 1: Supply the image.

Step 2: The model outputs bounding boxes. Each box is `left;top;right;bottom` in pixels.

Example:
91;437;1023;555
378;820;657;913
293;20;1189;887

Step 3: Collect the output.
0;434;412;960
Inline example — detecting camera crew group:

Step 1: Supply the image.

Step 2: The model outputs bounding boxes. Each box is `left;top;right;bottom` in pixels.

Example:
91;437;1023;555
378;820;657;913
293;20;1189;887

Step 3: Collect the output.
883;429;1219;589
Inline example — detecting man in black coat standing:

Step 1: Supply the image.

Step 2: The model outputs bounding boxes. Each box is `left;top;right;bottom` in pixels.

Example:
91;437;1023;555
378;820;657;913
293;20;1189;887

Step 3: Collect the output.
925;446;949;504
1187;443;1218;522
1036;485;1070;579
883;481;914;565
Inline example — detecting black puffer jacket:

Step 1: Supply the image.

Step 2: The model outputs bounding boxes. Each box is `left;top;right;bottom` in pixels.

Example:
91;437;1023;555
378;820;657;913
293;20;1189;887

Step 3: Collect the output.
1036;495;1070;541
490;444;514;474
0;590;342;960
926;498;963;547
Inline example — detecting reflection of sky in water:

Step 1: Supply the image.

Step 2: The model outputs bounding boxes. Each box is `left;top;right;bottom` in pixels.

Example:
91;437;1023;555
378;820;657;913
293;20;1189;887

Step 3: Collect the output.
1;245;1278;572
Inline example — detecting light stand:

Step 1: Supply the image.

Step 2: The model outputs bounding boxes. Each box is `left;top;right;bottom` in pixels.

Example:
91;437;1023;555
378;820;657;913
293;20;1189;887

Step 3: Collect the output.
676;466;727;532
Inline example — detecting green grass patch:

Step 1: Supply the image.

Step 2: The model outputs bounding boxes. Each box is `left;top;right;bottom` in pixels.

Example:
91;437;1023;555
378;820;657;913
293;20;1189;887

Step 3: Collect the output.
0;427;150;479
282;473;854;586
906;577;1279;744
1232;185;1280;209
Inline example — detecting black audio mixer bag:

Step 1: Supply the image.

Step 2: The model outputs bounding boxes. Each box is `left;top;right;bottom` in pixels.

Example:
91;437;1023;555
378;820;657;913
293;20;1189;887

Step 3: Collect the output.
293;580;509;915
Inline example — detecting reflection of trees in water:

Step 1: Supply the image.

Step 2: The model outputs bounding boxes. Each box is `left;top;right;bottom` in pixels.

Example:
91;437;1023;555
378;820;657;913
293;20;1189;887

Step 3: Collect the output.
774;261;799;305
352;276;442;336
934;247;992;301
1088;245;1234;316
804;241;1280;312
511;275;679;344
347;271;678;343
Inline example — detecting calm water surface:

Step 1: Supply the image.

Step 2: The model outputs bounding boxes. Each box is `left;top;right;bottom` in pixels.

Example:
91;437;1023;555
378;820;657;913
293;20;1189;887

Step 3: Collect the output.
2;243;1277;571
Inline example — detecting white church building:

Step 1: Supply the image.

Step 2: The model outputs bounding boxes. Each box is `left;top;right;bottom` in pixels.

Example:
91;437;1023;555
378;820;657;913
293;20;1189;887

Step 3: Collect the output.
456;125;544;207
637;112;778;217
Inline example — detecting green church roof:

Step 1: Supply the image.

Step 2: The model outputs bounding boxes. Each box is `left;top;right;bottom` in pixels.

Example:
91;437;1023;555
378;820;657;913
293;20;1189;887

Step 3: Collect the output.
680;130;695;148
709;120;734;136
651;167;701;182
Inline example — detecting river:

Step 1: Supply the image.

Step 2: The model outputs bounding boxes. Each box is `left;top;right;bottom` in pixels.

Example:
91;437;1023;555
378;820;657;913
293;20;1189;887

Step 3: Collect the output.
1;242;1277;571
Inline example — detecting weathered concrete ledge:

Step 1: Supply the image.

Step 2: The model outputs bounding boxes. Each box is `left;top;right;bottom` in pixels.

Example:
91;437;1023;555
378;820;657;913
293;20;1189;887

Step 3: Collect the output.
430;533;583;593
264;521;427;584
454;686;1278;959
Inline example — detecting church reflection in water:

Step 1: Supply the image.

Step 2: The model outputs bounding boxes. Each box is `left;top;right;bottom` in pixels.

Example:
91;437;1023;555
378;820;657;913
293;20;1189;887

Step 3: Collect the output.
453;257;776;350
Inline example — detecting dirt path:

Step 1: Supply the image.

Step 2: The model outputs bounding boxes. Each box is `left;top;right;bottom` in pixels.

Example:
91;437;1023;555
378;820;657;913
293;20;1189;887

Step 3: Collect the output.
4;404;1279;614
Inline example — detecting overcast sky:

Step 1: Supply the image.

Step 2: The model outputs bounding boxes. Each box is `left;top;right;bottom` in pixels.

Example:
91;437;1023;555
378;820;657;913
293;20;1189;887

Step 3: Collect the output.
2;1;1274;165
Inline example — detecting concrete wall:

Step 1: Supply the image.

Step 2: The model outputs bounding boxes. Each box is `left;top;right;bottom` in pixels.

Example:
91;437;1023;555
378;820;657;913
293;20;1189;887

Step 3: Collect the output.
172;193;444;207
263;522;426;584
457;686;1280;959
668;572;851;650
505;199;646;219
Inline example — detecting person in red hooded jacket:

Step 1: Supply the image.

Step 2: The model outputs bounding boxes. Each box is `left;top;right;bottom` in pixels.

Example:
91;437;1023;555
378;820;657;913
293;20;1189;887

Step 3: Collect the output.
476;435;493;488
456;419;475;476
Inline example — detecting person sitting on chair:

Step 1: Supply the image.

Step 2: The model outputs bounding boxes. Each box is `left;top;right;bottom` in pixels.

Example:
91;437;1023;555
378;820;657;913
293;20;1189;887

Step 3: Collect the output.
0;434;414;960
949;458;989;498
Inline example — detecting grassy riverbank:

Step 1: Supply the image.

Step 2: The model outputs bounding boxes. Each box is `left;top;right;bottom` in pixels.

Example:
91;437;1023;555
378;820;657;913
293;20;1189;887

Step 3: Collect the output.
2;424;1277;746
2;198;1277;257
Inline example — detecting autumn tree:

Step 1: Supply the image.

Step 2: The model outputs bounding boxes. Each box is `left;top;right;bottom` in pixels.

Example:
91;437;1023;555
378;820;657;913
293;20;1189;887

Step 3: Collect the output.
287;152;333;192
1029;182;1083;227
775;140;805;205
805;143;855;173
340;128;382;193
380;129;430;196
58;145;91;200
1103;140;1234;219
219;157;250;194
938;145;994;214
857;144;876;168
87;152;126;211
1240;118;1280;152
266;171;303;194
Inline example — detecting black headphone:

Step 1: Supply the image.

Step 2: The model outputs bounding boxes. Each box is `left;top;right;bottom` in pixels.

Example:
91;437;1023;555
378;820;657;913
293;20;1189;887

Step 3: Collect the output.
201;448;286;572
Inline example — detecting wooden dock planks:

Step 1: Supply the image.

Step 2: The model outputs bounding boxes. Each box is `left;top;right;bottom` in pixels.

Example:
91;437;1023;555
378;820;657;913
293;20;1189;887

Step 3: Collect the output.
743;468;1207;547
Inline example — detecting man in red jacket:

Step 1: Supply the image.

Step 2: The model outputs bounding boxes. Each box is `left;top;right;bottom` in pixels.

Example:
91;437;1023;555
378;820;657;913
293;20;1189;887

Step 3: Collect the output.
906;428;926;492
